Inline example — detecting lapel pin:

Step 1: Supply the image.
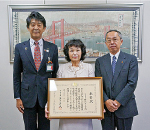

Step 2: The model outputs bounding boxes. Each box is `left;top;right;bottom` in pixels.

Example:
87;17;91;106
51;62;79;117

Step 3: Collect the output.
25;47;27;50
44;48;49;52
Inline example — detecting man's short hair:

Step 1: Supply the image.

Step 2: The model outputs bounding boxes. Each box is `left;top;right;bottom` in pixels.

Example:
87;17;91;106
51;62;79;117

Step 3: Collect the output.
26;11;46;28
105;30;122;41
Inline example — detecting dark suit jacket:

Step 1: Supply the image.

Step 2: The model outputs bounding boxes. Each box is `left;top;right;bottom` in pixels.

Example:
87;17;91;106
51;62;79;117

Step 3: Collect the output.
95;51;138;118
13;39;59;108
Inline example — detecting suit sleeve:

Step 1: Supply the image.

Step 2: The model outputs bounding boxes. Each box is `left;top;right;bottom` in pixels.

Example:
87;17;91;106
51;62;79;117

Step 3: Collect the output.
52;45;59;78
13;44;23;98
95;59;109;102
115;56;138;106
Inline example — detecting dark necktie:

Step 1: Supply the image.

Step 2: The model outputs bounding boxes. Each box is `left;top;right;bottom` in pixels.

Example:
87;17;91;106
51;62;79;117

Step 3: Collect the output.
112;56;116;75
34;42;41;71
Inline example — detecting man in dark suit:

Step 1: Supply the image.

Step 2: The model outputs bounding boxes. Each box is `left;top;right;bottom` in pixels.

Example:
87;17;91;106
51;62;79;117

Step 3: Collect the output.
95;30;138;130
13;11;58;130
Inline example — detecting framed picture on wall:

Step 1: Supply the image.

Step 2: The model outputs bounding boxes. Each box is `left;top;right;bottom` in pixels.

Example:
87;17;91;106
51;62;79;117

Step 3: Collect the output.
8;3;143;63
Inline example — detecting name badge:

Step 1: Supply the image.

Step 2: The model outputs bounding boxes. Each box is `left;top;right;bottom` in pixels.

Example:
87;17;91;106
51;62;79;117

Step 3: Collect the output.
46;63;53;72
46;57;53;72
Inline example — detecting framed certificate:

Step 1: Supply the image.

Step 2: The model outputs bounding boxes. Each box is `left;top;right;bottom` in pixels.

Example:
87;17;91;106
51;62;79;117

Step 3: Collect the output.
47;77;104;119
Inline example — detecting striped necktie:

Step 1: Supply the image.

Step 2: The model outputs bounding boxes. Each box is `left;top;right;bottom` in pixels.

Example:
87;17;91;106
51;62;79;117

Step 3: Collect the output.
34;42;41;71
112;56;116;75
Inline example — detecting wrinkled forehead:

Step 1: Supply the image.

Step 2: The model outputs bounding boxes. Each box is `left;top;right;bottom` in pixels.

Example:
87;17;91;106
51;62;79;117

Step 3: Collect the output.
106;31;119;38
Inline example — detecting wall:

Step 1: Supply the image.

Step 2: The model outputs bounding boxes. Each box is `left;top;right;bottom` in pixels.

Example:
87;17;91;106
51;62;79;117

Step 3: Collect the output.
0;0;150;130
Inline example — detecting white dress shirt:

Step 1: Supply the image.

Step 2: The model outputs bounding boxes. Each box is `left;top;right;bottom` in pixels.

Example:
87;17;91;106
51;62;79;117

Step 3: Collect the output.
110;50;120;65
30;38;43;60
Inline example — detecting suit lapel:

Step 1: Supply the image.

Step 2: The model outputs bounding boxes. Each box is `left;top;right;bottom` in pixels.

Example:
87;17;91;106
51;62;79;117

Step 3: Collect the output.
112;51;126;87
23;40;36;70
103;54;113;83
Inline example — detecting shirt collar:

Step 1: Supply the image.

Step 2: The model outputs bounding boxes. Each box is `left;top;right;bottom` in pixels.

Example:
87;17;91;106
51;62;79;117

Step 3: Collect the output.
110;50;120;60
30;38;43;47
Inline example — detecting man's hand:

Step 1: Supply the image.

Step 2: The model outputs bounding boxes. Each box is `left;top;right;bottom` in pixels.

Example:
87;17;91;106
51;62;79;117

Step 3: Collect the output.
105;99;118;112
114;100;121;108
16;99;24;113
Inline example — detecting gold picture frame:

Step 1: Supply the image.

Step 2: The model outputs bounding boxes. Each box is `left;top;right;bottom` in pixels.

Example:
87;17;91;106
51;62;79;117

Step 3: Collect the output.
47;77;104;119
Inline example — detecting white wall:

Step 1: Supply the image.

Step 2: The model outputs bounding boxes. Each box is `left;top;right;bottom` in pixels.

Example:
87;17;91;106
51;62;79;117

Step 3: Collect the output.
0;0;150;130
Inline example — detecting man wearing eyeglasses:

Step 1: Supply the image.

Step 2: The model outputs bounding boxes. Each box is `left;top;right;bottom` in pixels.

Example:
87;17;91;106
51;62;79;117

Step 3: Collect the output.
95;30;138;130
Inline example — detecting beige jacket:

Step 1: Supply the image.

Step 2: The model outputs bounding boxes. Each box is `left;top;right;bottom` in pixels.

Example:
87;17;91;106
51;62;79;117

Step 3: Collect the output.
57;62;94;78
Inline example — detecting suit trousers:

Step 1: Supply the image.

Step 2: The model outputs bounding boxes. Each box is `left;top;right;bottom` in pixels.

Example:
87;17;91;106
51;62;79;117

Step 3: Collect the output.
101;113;133;130
23;99;50;130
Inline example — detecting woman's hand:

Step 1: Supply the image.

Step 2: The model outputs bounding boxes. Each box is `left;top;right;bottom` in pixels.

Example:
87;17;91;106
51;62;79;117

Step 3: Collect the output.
98;109;106;120
45;106;49;119
45;104;51;120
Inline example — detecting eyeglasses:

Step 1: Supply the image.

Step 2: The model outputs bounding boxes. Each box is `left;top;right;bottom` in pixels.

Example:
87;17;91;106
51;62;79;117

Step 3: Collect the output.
106;38;119;43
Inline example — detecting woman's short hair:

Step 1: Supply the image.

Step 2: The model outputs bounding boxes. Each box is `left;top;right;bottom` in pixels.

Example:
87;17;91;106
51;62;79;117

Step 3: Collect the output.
63;39;86;62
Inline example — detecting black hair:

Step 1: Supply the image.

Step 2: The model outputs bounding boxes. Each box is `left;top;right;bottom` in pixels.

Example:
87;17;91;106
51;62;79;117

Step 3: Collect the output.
63;39;86;62
26;11;46;28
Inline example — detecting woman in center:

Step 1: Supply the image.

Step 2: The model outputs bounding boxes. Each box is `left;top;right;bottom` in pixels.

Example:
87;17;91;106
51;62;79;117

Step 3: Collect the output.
57;39;94;130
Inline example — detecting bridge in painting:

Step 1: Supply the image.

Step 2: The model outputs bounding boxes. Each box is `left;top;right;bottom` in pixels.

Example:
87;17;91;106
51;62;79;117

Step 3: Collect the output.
43;19;110;49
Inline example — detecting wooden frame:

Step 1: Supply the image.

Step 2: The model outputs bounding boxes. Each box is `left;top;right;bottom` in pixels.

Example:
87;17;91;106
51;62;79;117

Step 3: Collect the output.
8;3;143;63
47;77;104;119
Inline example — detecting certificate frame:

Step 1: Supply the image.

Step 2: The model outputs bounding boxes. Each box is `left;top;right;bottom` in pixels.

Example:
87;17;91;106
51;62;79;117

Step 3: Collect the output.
47;77;104;119
8;3;143;63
